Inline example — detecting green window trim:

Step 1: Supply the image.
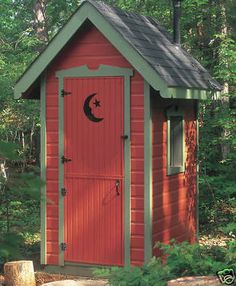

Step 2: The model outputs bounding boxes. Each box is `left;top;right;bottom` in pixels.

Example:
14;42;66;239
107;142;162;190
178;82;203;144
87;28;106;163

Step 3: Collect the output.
166;107;185;176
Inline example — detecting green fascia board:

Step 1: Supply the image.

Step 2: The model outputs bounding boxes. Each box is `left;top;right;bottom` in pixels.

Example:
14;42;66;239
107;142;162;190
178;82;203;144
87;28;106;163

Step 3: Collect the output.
167;87;220;100
14;1;212;101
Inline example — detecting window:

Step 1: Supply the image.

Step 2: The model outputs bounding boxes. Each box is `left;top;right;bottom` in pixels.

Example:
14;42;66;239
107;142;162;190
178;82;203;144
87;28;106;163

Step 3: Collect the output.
167;107;185;175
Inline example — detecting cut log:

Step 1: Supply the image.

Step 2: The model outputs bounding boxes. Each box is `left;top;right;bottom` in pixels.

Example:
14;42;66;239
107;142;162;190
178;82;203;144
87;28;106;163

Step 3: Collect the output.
4;260;36;286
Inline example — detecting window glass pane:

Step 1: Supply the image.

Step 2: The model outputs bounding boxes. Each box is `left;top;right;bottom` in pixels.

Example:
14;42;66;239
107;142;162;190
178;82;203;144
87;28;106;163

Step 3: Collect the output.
170;116;183;167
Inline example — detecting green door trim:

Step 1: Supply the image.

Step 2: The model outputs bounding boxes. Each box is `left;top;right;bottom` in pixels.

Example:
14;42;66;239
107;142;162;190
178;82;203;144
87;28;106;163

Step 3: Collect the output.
56;64;133;267
40;72;47;265
196;101;199;241
144;81;153;262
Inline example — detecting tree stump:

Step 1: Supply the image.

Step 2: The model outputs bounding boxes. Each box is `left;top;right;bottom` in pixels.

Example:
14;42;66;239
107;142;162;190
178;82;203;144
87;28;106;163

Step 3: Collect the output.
0;275;5;286
4;260;36;286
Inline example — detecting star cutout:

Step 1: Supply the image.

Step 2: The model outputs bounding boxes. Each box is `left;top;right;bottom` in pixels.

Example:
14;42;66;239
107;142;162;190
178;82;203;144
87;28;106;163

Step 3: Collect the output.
93;99;101;107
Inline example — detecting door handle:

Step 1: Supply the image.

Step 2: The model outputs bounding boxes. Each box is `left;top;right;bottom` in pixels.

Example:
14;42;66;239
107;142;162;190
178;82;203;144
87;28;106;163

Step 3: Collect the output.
115;180;120;196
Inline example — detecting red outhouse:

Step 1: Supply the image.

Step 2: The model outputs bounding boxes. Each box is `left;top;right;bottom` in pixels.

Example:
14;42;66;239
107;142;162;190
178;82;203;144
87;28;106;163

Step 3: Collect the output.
14;0;221;274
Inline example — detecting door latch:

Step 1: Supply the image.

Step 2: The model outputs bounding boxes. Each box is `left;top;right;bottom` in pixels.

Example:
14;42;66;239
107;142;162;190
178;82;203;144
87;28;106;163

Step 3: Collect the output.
115;180;120;196
61;187;67;196
121;135;129;140
60;242;67;251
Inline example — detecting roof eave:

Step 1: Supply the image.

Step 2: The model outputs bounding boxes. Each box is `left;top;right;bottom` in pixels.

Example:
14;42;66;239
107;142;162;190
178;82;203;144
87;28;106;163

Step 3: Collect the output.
166;87;222;100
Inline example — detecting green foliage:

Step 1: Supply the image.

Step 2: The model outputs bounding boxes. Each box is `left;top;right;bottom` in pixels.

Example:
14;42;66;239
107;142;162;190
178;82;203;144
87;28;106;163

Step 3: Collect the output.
156;241;224;277
95;257;169;286
215;37;236;83
0;141;41;269
0;141;20;160
219;223;236;237
96;241;236;285
198;96;236;233
20;232;40;261
0;233;24;267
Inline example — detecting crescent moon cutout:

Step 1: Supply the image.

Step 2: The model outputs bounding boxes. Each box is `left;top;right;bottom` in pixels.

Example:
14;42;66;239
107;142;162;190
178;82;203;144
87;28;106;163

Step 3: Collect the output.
83;93;104;123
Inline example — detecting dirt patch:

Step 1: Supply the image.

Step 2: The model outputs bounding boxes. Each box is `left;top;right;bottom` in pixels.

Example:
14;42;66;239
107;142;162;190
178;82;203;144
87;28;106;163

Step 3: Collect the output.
35;272;107;286
167;276;221;286
36;272;85;286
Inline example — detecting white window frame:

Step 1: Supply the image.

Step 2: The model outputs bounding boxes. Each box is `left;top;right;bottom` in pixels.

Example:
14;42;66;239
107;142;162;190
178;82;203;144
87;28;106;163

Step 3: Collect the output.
166;106;185;175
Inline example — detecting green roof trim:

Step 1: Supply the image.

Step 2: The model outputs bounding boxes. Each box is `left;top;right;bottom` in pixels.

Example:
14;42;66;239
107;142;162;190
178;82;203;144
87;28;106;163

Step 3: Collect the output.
14;1;219;100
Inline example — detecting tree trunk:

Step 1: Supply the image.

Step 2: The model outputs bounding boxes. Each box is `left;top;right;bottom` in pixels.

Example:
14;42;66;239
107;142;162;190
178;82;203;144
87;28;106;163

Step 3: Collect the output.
219;1;230;159
33;0;49;45
4;261;36;286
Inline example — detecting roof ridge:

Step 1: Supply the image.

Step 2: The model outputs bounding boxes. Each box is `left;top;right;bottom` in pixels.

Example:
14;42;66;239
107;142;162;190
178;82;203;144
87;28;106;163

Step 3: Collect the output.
86;0;167;28
86;0;149;18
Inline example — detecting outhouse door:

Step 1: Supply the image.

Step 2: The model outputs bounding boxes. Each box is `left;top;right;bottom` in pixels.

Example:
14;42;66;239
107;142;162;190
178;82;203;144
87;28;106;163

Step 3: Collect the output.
63;76;124;266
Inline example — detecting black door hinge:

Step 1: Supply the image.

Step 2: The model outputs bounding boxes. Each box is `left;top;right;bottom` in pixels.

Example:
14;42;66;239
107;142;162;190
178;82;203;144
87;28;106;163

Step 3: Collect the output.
60;242;67;251
61;187;67;196
121;135;129;140
61;89;72;97
61;156;72;164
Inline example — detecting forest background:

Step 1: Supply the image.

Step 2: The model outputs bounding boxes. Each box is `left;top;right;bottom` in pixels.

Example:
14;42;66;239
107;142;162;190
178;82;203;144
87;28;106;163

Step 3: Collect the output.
0;0;235;272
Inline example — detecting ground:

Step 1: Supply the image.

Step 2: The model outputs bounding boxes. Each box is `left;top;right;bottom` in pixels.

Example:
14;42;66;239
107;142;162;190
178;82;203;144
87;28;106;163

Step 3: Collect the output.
0;229;234;285
35;272;107;286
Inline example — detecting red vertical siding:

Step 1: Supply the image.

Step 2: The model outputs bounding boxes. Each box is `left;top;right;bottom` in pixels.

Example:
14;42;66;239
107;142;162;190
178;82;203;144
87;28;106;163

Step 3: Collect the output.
45;23;144;266
46;78;59;265
152;92;197;256
64;77;124;265
130;75;144;265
